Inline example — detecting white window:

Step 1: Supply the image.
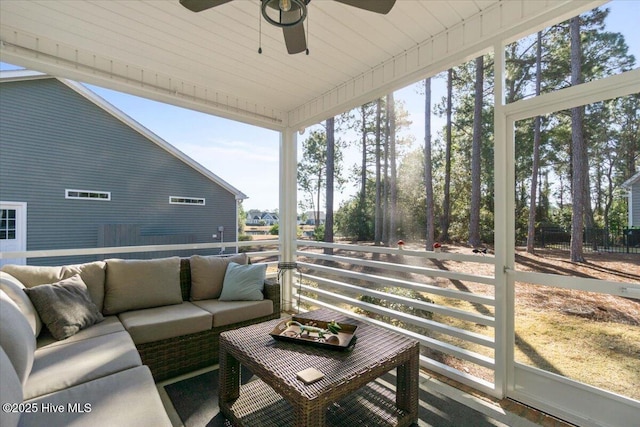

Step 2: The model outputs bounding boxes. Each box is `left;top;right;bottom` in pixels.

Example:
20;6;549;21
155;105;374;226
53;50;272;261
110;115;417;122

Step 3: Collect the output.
65;189;111;201
170;196;206;206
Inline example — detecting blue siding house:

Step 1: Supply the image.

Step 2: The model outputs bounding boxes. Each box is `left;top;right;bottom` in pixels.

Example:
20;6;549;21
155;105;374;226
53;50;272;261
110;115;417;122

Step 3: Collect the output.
0;70;246;266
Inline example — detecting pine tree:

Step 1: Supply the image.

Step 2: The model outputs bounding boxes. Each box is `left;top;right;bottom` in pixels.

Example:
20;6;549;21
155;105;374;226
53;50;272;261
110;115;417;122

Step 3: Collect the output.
424;78;435;249
469;55;484;247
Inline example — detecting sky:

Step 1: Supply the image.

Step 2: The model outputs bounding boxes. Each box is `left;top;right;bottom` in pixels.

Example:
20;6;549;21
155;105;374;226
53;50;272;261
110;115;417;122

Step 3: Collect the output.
2;0;638;213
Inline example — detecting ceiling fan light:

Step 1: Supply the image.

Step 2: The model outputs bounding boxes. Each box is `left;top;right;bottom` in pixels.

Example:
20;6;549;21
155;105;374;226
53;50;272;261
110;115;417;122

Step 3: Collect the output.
279;0;291;12
261;0;306;28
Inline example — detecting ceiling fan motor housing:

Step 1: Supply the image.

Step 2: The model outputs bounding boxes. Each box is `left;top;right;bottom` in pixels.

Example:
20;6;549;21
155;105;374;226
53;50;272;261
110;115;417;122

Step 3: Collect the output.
262;0;308;28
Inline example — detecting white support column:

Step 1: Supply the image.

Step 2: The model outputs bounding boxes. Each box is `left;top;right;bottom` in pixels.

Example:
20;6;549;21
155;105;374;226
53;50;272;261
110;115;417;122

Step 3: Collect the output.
493;40;511;399
279;127;298;311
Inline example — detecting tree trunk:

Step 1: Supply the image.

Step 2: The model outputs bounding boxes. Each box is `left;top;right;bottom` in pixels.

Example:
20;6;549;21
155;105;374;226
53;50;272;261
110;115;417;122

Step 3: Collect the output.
388;92;397;245
424;78;435;250
382;97;390;244
527;31;543;253
359;106;367;241
324;117;335;254
375;98;383;246
315;169;322;228
469;56;483;247
570;16;586;263
440;68;453;242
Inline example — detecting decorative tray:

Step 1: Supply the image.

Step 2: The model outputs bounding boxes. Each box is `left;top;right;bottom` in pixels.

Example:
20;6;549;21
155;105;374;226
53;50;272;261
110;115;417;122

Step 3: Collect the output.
270;316;357;350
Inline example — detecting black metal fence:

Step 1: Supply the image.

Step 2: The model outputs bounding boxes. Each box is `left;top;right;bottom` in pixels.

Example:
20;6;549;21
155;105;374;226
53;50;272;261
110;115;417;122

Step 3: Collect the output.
536;227;640;254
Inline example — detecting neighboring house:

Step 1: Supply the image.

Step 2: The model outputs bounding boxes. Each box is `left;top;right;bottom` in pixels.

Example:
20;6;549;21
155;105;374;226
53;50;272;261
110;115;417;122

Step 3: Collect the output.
0;70;246;266
304;210;325;226
622;171;640;227
245;210;279;226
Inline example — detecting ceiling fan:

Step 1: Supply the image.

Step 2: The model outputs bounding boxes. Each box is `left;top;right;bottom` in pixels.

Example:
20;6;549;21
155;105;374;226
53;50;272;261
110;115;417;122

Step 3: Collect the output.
179;0;396;55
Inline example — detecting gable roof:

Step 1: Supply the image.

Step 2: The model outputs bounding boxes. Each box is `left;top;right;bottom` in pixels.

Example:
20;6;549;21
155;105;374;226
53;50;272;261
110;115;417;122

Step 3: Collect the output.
0;69;247;200
622;171;640;189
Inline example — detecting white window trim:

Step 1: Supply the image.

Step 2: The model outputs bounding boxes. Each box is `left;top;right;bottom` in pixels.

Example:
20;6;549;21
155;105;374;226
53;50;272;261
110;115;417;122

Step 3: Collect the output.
169;196;206;206
65;189;111;201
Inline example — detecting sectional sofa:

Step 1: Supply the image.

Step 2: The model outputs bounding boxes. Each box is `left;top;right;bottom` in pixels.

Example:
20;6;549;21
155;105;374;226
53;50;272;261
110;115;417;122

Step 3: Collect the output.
0;254;280;427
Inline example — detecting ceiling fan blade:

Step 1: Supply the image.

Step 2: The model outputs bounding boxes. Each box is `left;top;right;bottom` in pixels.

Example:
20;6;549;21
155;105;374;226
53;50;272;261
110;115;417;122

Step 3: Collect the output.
282;10;307;54
179;0;233;13
283;24;307;54
333;0;396;14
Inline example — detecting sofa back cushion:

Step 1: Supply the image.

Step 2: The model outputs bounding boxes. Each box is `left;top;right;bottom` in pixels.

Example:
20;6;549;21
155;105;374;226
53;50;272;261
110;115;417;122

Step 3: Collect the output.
0;346;23;427
1;262;106;312
103;257;182;315
0;290;36;386
189;253;247;301
0;271;42;336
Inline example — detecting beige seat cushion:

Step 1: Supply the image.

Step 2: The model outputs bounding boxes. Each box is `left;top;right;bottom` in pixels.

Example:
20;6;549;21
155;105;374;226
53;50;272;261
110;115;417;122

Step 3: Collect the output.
118;302;213;344
192;299;274;328
189;253;247;300
25;331;141;400
0;271;42;336
0;291;36;386
1;262;106;312
22;365;172;427
103;257;182;315
36;316;124;349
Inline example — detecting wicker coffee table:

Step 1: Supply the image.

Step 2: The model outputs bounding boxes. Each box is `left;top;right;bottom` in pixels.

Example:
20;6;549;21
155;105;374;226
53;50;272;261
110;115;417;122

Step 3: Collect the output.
219;308;419;427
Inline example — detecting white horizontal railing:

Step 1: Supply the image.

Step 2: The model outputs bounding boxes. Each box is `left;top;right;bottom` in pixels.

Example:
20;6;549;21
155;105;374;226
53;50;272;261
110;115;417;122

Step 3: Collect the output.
296;261;495;306
0;241;281;277
299;269;495;327
0;240;279;260
295;240;498;396
506;269;640;299
297;250;495;285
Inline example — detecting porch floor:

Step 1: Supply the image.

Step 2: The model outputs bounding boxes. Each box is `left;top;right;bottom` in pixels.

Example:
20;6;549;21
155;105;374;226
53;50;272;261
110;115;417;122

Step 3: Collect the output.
156;365;576;427
420;370;576;427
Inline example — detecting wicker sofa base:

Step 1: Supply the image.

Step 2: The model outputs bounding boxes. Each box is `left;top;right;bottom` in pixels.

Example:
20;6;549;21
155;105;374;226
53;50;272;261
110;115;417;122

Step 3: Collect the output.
137;312;280;382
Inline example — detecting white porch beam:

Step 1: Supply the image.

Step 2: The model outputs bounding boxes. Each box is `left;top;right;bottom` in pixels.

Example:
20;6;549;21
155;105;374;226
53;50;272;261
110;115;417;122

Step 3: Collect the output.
287;0;606;130
505;67;640;121
0;36;286;131
279;128;298;311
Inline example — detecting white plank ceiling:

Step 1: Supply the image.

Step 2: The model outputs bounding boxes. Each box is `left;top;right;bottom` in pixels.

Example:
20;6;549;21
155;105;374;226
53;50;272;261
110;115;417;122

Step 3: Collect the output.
0;0;599;130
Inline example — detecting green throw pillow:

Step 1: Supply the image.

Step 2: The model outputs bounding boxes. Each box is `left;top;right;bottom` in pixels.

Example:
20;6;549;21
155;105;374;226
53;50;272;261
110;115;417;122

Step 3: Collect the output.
24;275;104;340
219;262;266;301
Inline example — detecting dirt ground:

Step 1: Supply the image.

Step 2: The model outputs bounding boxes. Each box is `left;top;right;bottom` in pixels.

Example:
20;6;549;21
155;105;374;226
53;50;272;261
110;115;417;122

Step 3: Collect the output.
436;244;640;325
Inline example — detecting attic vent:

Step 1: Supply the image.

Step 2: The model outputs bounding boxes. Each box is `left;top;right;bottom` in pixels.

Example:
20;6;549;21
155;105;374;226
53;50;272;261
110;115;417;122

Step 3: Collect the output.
66;189;111;201
170;197;205;206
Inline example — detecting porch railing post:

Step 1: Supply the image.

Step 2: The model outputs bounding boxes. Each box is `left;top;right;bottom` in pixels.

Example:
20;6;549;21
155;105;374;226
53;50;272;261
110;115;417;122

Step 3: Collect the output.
279;127;298;312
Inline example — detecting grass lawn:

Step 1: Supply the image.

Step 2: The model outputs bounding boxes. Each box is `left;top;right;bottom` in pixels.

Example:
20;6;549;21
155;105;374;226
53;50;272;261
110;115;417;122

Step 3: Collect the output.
515;307;640;400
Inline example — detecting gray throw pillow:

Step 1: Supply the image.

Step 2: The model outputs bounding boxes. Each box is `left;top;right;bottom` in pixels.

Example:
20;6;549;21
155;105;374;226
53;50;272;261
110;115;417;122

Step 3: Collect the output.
219;262;266;301
24;275;104;340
